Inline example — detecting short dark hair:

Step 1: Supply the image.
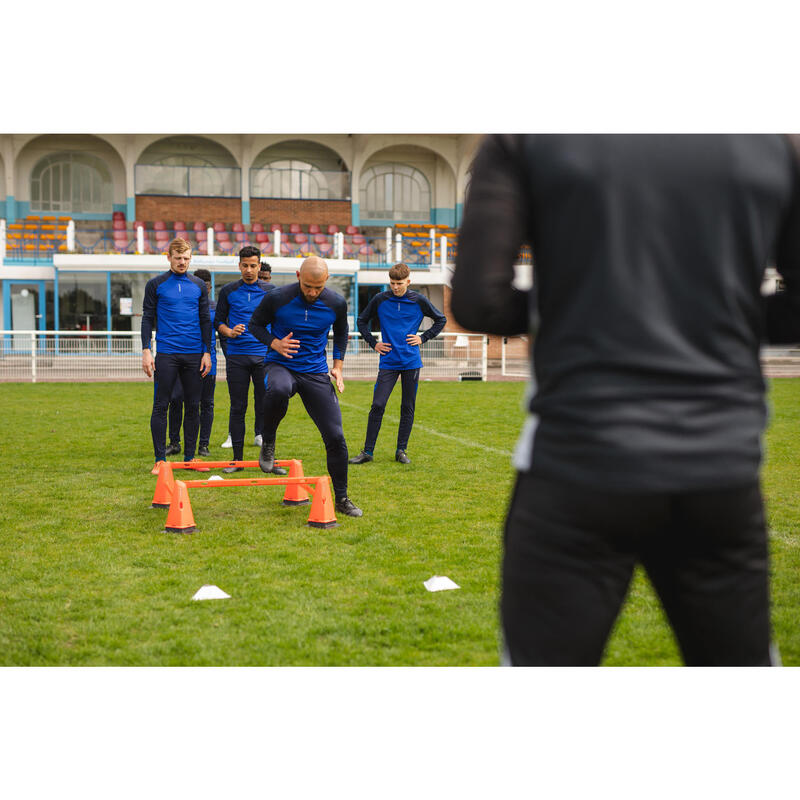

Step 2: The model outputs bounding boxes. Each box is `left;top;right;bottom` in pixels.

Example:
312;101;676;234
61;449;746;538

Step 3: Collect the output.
389;262;410;280
193;268;211;282
239;245;261;261
259;261;271;274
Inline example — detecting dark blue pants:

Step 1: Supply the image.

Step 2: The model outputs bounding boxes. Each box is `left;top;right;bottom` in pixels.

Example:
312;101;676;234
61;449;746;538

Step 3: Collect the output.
226;354;267;461
262;363;349;499
501;473;773;666
151;352;202;461
364;368;420;453
168;373;216;447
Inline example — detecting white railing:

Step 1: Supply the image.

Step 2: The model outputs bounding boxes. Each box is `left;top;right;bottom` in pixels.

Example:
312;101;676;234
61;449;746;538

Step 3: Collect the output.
0;331;487;383
501;336;532;378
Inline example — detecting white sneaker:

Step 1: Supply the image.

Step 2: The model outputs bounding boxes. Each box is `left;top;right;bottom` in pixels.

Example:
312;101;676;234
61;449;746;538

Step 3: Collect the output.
221;434;232;448
253;434;263;447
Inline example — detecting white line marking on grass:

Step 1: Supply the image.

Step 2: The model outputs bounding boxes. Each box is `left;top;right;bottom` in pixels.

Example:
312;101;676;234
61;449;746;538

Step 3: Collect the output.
338;400;514;457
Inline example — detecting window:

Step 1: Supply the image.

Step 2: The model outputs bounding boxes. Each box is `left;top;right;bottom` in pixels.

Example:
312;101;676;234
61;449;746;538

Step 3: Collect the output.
251;159;346;200
31;152;112;214
360;163;431;221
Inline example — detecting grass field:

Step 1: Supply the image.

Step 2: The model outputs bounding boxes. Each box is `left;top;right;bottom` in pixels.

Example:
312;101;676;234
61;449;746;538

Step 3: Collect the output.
1;377;799;666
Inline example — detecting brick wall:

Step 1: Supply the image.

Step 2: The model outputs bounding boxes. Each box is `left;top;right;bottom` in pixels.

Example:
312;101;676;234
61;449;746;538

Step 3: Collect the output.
135;196;243;225
250;199;351;227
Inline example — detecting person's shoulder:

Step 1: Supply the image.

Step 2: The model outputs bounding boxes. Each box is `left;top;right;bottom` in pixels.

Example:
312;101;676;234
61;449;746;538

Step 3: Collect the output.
257;279;275;292
187;273;206;290
320;286;347;310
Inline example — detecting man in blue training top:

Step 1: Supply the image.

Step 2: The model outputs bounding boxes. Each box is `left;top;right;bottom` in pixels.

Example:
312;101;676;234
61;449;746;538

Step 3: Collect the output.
141;237;212;468
248;256;362;518
214;246;286;475
166;268;218;457
349;262;446;465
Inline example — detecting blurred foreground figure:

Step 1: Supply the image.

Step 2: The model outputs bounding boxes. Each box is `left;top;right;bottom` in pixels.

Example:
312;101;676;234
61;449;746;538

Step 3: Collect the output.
453;135;800;665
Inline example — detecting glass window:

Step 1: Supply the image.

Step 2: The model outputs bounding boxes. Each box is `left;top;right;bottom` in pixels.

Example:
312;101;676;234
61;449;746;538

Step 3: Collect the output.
31;152;112;214
110;272;155;333
359;163;431;221
58;272;107;332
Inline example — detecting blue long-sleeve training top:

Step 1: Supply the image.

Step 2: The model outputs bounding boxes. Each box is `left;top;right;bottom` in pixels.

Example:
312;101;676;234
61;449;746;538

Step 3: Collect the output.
248;282;349;374
357;289;446;370
213;278;274;357
141;270;212;354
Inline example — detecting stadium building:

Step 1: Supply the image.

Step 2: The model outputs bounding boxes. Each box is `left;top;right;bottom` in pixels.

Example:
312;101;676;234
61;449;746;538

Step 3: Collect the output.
0;134;495;341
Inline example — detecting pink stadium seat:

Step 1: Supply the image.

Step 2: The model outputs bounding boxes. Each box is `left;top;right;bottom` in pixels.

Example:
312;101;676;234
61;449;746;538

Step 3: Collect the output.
251;222;265;233
232;222;245;233
235;232;247;243
289;223;302;234
345;225;359;235
133;220;145;230
153;220;167;231
313;233;327;244
155;230;170;242
327;224;340;235
359;244;375;256
308;224;321;235
193;221;205;232
174;221;187;231
213;222;226;233
270;223;283;233
280;241;294;255
255;232;270;244
112;220;126;230
196;230;208;242
317;242;333;256
343;243;356;256
197;241;209;254
351;234;366;245
112;211;125;220
216;231;230;242
293;233;308;244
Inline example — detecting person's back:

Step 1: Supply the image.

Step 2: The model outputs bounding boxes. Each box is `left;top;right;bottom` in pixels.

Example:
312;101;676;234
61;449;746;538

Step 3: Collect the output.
452;134;800;666
454;134;798;493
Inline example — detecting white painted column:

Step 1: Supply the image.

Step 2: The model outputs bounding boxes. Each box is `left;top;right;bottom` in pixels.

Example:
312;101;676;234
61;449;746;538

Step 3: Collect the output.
207;227;215;256
386;227;392;263
395;233;402;263
67;220;75;251
136;224;144;254
430;228;436;268
273;229;281;257
336;231;344;260
440;235;447;270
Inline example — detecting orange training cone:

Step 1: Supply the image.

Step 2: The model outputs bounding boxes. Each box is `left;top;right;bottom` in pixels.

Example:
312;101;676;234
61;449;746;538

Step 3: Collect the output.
164;480;196;534
151;460;165;475
151;460;176;508
307;476;337;529
282;459;311;506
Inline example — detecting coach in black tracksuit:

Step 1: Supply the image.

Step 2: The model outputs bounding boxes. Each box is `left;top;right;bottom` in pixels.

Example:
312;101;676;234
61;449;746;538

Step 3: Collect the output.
452;134;800;666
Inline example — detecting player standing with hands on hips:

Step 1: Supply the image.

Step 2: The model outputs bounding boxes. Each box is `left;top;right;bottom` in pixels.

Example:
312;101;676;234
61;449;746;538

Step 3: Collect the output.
141;237;212;467
349;262;446;465
248;256;363;518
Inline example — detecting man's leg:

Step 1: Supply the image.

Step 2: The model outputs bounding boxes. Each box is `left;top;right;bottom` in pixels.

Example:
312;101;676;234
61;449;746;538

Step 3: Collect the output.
177;354;203;461
297;373;350;501
364;369;400;453
150;353;181;462
225;355;251;462
501;472;663;666
167;380;184;452
641;481;773;666
258;363;297;473
396;368;420;455
198;374;215;451
252;360;267;442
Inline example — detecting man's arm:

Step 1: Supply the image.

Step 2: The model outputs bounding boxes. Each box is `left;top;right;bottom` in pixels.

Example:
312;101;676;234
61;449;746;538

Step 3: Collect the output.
451;134;530;336
766;136;800;343
141;278;157;377
418;296;447;342
248;292;278;349
331;297;349;361
214;285;245;338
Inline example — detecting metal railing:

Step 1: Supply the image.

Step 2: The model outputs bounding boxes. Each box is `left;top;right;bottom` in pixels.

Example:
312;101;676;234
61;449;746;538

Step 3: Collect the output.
0;331;487;383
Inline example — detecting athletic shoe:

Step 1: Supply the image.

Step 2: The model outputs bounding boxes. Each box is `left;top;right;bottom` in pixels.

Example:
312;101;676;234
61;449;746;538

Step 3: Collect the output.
395;450;411;464
258;437;276;473
253;434;263;447
335;497;363;517
165;442;181;456
198;445;211;457
220;435;232;448
348;450;373;464
271;465;288;476
223;466;243;474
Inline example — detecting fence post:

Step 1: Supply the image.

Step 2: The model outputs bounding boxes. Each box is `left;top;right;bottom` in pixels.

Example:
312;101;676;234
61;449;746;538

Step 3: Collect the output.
136;224;144;254
274;229;280;257
207;227;214;256
31;331;37;383
482;335;488;381
386;227;392;264
67;220;75;252
336;231;343;260
440;235;447;270
395;233;402;263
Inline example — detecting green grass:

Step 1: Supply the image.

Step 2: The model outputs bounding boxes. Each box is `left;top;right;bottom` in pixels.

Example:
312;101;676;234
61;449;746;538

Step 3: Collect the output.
1;377;799;665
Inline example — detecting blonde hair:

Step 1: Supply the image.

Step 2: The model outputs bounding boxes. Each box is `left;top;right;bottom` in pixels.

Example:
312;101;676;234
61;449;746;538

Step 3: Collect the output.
168;237;192;255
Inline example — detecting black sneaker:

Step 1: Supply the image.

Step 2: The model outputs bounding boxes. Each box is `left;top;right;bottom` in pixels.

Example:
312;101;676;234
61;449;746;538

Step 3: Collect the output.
395;450;411;464
165;442;181;456
223;465;243;474
198;445;211;457
258;437;276;473
348;450;373;464
271;465;288;476
335;497;363;517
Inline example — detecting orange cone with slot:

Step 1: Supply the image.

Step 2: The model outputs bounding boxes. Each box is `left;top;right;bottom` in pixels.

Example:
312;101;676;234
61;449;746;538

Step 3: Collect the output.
164;480;196;534
307;476;337;528
151;460;165;475
282;459;311;506
151;460;176;508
